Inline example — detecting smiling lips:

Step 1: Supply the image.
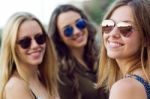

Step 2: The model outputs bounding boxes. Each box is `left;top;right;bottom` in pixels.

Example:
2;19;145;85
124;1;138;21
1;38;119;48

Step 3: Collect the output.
108;41;124;48
72;33;84;43
29;50;42;59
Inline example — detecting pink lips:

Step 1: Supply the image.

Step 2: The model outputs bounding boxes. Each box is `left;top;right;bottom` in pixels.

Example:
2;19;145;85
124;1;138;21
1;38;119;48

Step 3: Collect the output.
76;35;84;43
72;33;84;43
29;50;42;59
108;41;124;49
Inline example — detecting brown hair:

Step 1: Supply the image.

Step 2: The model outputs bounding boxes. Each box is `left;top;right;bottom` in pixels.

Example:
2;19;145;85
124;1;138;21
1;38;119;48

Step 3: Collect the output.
97;0;150;91
0;12;58;98
48;4;98;98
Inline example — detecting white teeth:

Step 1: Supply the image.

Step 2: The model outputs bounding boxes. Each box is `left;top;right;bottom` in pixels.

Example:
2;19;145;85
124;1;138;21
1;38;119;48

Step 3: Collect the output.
109;42;122;47
74;35;82;41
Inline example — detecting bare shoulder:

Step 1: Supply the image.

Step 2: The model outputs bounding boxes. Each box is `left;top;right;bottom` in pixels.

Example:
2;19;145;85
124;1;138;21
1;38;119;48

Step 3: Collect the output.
4;76;33;99
109;78;147;99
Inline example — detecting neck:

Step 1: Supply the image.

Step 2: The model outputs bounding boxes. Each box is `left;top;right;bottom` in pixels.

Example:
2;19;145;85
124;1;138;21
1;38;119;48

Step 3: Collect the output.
70;47;87;67
116;56;140;77
28;66;39;81
70;47;84;60
17;62;39;81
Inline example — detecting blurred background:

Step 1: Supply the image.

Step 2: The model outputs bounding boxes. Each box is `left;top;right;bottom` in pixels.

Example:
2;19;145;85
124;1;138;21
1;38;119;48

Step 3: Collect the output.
0;0;114;47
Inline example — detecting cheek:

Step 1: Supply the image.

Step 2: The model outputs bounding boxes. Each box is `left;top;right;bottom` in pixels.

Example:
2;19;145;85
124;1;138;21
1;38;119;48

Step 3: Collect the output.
16;45;22;54
127;32;141;48
15;45;26;59
128;39;141;51
125;36;141;55
42;43;46;52
59;32;69;43
84;29;88;37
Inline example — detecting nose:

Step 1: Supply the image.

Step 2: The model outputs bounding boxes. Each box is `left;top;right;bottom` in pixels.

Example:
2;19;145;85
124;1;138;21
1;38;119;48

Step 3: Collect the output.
73;25;82;35
30;39;39;49
109;27;121;38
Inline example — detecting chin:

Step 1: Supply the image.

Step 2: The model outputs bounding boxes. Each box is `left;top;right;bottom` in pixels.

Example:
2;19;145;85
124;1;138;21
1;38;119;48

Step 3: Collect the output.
30;59;43;66
77;41;87;48
107;53;121;59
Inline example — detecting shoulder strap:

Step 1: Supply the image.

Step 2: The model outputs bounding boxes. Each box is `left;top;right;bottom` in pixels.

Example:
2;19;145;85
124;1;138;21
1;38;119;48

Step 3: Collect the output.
127;74;150;99
31;90;37;99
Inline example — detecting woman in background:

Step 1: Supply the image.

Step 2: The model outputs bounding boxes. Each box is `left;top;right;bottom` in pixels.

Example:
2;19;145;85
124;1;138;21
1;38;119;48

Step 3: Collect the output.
48;4;108;99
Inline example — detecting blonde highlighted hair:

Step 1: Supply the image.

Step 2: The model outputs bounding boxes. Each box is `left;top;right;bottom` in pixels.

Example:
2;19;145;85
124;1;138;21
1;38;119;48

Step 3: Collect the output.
0;12;58;98
97;0;150;91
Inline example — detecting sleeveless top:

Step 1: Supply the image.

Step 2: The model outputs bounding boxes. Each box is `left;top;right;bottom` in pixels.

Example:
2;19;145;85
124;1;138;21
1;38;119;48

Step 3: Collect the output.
127;74;150;99
31;90;37;99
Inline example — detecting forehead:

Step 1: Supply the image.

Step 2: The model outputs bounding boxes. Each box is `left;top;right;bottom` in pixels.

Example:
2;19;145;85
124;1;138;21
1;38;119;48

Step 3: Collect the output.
110;6;134;23
57;11;82;28
18;20;42;38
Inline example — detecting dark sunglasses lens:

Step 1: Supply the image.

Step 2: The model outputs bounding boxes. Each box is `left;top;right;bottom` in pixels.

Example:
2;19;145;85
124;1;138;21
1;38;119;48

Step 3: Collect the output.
35;34;46;45
64;26;73;37
18;37;31;49
117;22;133;37
76;19;86;30
102;20;115;33
119;26;133;37
102;26;114;33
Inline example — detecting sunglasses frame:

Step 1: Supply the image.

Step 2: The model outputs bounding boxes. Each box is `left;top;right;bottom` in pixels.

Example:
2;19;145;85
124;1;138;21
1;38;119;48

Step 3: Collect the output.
101;19;135;37
63;18;87;37
17;33;46;49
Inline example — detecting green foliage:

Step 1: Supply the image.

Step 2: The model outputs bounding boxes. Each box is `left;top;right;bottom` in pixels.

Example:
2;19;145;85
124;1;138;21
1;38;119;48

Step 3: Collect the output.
85;0;114;24
89;2;104;24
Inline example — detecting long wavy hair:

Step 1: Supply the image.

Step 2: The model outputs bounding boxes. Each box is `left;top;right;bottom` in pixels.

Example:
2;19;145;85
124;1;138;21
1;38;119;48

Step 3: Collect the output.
0;12;58;98
48;4;98;98
97;0;150;91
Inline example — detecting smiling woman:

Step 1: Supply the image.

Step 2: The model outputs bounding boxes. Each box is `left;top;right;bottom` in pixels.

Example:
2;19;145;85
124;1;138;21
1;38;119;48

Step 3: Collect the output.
0;12;59;99
48;4;108;99
97;0;150;99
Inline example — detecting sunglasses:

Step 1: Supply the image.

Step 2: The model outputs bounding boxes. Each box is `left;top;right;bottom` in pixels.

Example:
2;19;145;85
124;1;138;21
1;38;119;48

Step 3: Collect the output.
63;18;87;37
17;33;46;49
102;19;135;37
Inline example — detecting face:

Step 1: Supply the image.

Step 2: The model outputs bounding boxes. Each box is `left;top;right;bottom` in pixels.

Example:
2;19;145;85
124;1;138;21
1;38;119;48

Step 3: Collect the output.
57;11;88;50
16;20;46;67
103;6;141;60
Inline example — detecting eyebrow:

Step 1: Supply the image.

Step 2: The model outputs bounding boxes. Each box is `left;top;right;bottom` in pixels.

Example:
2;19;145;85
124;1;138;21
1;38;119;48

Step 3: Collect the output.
121;20;134;24
109;18;133;23
63;25;71;30
75;18;81;23
18;32;43;40
109;18;134;23
62;18;82;29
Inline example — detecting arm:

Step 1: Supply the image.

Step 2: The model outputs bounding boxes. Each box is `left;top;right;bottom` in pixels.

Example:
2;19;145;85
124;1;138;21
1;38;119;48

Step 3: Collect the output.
109;78;147;99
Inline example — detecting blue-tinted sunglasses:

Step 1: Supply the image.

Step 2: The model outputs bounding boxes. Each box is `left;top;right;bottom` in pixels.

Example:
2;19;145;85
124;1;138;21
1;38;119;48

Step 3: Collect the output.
63;19;87;37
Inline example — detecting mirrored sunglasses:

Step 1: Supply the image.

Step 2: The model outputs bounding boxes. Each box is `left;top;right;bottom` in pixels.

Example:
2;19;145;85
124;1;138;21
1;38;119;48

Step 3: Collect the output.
102;19;135;37
64;18;87;37
17;33;46;49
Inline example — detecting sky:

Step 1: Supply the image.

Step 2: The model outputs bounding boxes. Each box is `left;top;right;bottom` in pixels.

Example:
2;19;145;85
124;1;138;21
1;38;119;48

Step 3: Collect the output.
0;0;87;28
